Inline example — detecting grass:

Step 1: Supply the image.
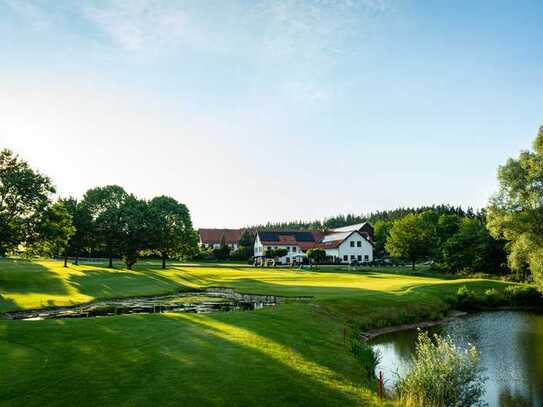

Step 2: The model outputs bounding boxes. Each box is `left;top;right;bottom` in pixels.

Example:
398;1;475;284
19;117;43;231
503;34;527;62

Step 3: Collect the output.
0;259;519;406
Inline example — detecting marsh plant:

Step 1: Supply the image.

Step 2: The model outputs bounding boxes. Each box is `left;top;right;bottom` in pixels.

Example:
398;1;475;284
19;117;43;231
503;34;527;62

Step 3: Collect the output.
351;340;381;382
395;331;486;407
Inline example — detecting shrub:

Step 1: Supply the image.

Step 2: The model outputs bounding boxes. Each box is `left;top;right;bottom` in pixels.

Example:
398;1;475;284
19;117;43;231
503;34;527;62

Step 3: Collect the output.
504;285;541;306
395;331;486;407
456;286;479;308
483;288;505;306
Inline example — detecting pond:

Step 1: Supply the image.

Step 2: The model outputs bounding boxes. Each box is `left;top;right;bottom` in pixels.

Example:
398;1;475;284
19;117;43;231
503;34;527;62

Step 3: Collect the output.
371;310;543;407
2;288;294;320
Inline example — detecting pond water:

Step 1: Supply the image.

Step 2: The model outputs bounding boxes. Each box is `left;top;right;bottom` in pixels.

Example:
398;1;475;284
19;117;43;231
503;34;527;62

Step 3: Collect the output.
371;311;543;407
4;291;277;320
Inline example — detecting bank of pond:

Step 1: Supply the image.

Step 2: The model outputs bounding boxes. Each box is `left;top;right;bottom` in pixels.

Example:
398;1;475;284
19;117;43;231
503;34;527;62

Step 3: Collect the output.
371;310;543;407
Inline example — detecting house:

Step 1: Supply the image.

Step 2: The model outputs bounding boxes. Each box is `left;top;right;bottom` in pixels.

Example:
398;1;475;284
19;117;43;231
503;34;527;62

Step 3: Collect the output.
198;229;243;250
253;222;374;265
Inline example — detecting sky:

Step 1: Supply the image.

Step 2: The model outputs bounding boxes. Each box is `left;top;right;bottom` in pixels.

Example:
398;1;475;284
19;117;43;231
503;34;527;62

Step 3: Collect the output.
1;0;542;228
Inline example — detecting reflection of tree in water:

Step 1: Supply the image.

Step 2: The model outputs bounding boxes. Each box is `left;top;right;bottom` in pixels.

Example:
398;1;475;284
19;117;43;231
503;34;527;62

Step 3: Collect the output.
498;386;530;407
516;313;543;407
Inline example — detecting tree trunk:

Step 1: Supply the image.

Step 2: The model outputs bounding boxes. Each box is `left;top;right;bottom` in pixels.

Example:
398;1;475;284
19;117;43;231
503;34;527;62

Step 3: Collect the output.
412;260;416;271
75;256;79;266
108;256;113;268
63;255;68;268
162;253;167;269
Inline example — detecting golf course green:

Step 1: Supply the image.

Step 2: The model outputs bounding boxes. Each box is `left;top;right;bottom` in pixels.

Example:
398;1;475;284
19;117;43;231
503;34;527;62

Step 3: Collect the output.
0;259;514;406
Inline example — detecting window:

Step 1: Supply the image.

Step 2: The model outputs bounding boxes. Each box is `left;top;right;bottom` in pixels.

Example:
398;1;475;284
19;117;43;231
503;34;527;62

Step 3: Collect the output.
292;246;296;252
357;255;362;261
343;255;348;262
350;241;355;247
364;255;369;261
351;255;355;260
286;257;290;263
357;241;362;247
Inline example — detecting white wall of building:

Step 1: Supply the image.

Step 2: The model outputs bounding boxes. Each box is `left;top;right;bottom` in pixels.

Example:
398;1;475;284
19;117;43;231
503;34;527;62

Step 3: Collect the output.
255;231;373;265
336;232;373;263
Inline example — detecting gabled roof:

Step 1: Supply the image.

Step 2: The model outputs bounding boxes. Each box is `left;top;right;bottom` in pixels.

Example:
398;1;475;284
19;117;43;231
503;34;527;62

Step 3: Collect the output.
257;231;316;243
199;229;242;244
330;222;369;233
256;227;374;250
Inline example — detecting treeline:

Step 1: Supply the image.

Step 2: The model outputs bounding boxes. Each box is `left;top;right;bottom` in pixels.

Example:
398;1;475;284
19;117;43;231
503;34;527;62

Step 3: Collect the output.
0;149;197;269
382;210;509;275
250;205;478;231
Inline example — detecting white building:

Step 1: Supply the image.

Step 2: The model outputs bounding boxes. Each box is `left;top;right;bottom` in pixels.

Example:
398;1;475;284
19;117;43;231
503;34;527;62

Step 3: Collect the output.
254;223;374;265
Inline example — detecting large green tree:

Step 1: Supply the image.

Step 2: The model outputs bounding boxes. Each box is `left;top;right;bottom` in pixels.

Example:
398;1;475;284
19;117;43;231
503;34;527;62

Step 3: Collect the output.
0;149;55;255
385;212;439;270
118;195;149;270
28;201;75;260
60;197;92;266
81;185;129;268
148;196;194;269
440;218;492;274
487;126;543;290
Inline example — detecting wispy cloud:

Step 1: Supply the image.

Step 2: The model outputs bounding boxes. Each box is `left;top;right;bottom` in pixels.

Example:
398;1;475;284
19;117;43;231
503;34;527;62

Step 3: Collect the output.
2;0;394;107
82;1;210;51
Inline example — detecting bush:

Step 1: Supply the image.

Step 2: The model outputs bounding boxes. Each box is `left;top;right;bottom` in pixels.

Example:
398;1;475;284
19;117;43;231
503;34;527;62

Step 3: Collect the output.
395;331;486;407
504;285;541;306
456;286;479;308
483;288;505;306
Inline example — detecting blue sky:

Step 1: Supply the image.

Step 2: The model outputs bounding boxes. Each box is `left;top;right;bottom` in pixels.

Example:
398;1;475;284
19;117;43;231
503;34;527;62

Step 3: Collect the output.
1;0;542;227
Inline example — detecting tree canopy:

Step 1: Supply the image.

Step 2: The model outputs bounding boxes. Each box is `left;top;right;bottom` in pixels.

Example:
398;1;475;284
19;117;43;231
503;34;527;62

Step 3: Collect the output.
148;196;193;269
487;126;543;291
81;185;129;267
0;149;56;255
385;212;438;270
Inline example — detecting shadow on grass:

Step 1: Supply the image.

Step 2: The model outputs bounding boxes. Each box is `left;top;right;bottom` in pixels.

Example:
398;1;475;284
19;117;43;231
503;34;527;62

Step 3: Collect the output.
0;313;372;407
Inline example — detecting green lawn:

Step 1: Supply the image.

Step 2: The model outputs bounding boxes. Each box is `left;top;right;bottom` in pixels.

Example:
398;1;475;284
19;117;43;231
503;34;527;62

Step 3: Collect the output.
0;259;514;406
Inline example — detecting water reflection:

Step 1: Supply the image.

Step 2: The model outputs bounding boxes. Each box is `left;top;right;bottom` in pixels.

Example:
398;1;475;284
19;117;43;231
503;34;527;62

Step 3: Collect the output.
370;311;543;407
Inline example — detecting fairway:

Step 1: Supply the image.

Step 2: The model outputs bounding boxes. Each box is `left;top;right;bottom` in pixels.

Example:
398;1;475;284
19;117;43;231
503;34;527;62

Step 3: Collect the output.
0;260;513;406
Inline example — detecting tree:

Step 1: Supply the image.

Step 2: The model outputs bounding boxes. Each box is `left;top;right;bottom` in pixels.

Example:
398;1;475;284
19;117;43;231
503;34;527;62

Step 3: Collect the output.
273;248;288;260
60;197;92;266
118;195;149;270
487;126;543;291
27;201;75;261
212;234;231;260
439;218;492;274
373;220;392;258
0;149;55;255
81;185;129;268
148;196;194;269
306;248;326;265
239;229;254;248
385;212;438;270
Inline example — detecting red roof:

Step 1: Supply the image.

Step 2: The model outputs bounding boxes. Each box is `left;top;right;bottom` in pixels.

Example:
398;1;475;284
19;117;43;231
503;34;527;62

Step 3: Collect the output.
199;229;243;244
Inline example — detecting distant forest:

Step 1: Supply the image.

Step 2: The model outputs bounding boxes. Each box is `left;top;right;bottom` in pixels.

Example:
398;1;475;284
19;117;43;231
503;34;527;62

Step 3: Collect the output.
249;204;481;231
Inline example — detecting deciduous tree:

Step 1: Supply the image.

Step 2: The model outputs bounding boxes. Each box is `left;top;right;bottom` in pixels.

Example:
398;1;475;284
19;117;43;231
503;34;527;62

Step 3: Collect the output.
148;196;194;269
118;195;149;270
487;126;543;291
81;185;129;268
385;212;438;270
0;149;55;255
306;248;326;265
